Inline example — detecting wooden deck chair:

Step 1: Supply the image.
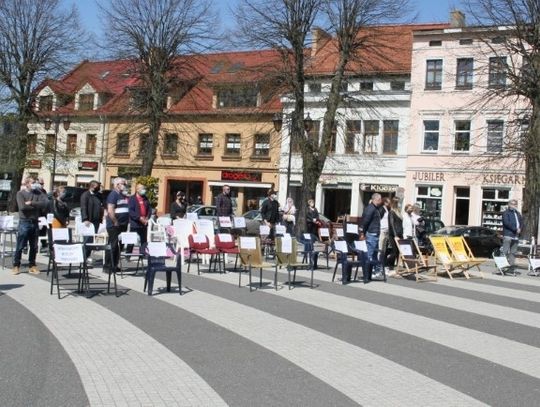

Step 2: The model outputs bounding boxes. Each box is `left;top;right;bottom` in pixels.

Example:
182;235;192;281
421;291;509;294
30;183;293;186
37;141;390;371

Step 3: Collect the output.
429;236;471;279
395;238;437;282
238;236;274;292
275;236;313;290
444;236;485;278
493;248;515;276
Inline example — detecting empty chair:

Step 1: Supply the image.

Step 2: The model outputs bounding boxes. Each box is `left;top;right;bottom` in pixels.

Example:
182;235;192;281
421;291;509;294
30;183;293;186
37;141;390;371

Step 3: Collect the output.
528;245;540;276
145;242;182;296
332;240;362;284
187;233;220;274
46;227;73;276
395;238;437;282
173;218;195;264
238;236;273;292
275;236;313;290
118;232;145;277
493;247;516;276
444;235;485;278
215;233;239;272
50;243;89;299
429;236;471;279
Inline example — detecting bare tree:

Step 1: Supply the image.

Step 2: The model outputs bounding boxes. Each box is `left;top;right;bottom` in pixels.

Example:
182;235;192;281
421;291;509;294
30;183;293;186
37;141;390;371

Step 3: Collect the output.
0;0;84;211
467;0;540;237
100;0;217;176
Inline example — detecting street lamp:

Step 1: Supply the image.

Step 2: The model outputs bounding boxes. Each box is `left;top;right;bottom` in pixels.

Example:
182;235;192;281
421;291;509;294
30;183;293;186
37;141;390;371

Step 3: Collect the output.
44;116;71;191
273;112;314;201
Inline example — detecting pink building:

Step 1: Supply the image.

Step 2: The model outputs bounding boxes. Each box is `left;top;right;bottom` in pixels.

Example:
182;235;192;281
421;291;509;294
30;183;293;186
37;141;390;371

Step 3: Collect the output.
404;13;528;233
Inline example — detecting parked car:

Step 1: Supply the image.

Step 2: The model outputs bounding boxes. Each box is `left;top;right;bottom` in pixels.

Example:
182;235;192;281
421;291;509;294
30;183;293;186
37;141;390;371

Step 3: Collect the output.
187;205;218;228
433;225;502;258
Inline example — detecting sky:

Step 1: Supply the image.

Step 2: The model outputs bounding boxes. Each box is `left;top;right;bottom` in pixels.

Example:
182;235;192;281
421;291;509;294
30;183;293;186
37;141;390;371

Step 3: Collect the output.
66;0;468;41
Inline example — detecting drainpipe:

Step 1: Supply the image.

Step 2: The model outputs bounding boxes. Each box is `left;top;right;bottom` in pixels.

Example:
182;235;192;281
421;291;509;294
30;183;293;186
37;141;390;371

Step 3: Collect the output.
98;114;108;185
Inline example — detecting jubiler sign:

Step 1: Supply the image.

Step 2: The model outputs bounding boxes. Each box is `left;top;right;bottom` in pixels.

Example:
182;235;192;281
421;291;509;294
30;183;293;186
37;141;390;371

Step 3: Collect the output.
483;174;525;185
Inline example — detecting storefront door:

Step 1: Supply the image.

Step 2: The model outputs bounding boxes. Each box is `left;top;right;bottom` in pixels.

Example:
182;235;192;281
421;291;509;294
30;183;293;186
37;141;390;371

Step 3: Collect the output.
323;188;351;222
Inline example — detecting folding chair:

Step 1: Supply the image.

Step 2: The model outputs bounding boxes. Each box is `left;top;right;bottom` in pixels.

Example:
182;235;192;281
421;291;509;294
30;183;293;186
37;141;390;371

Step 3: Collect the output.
429;236;471;279
395;238;437;282
0;215;16;270
275;236;313;290
317;227;332;268
50;243;89;299
493;247;516;276
238;236;273;292
528;245;540;276
444;236;485;278
144;242;182;296
46;227;73;276
332;240;361;284
215;233;239;272
118;232;145;277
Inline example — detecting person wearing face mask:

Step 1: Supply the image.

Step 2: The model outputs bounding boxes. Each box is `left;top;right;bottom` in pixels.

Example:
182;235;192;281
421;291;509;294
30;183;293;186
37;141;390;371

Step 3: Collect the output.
306;199;320;236
502;199;523;268
80;180;104;261
260;189;280;239
127;183;151;252
12;176;49;275
105;177;130;273
170;191;187;219
50;186;70;228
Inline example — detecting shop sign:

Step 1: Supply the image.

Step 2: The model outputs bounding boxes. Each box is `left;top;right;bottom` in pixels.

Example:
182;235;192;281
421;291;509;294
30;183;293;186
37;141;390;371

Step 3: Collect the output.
78;161;98;171
482;174;525;185
221;170;261;182
360;183;399;192
412;171;445;182
27;159;41;169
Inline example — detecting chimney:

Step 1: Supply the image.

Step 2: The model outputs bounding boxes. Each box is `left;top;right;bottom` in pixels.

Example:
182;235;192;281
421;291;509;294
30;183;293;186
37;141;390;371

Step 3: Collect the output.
450;10;466;28
311;27;331;57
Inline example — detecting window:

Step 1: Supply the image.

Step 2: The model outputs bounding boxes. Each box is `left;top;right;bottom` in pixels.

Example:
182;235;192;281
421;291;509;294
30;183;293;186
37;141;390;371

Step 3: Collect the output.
164;133;178;155
456;58;473;89
459;38;473;45
383;120;399;154
415;185;443;219
66;134;77;154
454;121;470;152
27;134;37;154
487;120;504;152
85;134;96;155
390;81;405;91
217;87;258;108
198;133;213;155
116;133;129;155
39;95;53;111
78;93;94;111
423;120;439;151
425;59;443;90
138;134;149;157
363;120;379;154
360;82;373;91
45;134;55;153
489;57;507;88
253;133;270;156
308;83;321;93
225;133;241;155
429;40;442;46
345;121;361;153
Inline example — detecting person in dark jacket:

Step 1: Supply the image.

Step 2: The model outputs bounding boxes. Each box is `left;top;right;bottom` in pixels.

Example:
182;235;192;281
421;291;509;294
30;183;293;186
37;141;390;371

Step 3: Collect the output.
260;189;280;239
386;197;403;275
170;191;187;219
128;183;151;251
360;193;382;283
80;180;104;260
306;199;321;236
50;186;70;228
502;199;523;267
216;185;233;217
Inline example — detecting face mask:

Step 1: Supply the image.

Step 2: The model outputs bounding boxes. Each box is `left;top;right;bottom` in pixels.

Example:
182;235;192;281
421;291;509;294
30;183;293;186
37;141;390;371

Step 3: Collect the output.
31;183;41;190
121;189;129;196
271;194;277;200
139;189;146;196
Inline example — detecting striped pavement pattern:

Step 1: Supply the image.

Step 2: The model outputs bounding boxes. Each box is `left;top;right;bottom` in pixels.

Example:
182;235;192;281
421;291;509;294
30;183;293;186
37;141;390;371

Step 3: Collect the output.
2;255;540;406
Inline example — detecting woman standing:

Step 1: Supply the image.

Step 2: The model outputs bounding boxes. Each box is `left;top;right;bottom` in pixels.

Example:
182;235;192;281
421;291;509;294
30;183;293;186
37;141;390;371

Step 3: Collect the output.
306;198;320;236
281;197;296;235
402;203;415;239
51;186;70;228
170;191;187;219
387;197;403;274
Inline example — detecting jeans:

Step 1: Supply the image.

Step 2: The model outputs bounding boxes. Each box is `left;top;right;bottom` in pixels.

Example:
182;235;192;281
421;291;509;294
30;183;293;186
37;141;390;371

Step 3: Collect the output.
13;219;39;267
502;236;519;266
362;232;380;281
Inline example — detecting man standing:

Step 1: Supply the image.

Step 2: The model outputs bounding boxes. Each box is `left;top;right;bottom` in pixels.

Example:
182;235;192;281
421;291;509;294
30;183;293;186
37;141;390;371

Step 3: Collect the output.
37;176;49;252
128;183;151;250
12;177;49;275
260;189;280;239
502;199;523;268
105;177;130;273
216;185;233;217
378;197;391;274
80;180;103;260
360;193;382;283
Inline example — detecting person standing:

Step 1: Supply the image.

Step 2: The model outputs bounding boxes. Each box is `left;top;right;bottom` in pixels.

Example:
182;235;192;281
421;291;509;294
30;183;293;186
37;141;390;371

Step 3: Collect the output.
105;177;130;273
128;183;151;251
306;199;320;236
387;197;403;276
216;185;233;217
378;197;391;271
502;199;523;267
170;191;187;219
12;177;49;275
402;204;415;239
50;186;70;228
260;189;280;239
80;181;104;260
360;193;382;283
281;197;296;235
37;177;49;251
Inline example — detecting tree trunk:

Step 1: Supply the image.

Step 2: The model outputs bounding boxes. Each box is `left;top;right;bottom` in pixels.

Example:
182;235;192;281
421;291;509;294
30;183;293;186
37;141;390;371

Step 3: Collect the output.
522;101;540;240
8;117;30;212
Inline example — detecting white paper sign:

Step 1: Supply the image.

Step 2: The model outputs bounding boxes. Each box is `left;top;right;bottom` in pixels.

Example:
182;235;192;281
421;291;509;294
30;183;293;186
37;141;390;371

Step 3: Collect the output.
281;237;292;254
186;212;198;221
259;225;270;235
79;222;96;237
97;221;107;235
530;258;540;269
120;232;139;245
335;228;344;237
334;240;348;252
193;233;207;243
46;213;54;224
346;223;358;234
0;215;14;229
52;228;70;242
398;244;413;256
218;233;233;243
147;242;168;257
240;236;256;250
319;228;330;237
354;240;368;252
54;244;84;264
233;216;246;228
219;217;233;228
303;233;312;241
38;216;48;229
275;225;286;235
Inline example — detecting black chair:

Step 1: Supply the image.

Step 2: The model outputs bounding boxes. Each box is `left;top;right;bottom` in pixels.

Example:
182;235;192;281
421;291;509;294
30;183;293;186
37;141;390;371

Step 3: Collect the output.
47;228;73;276
83;241;117;296
50;242;90;299
144;242;182;296
332;240;362;284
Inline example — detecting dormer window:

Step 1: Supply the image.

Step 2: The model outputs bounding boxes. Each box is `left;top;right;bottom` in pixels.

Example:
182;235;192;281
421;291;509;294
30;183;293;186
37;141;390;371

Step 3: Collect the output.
78;93;94;111
40;95;53;111
216;86;258;108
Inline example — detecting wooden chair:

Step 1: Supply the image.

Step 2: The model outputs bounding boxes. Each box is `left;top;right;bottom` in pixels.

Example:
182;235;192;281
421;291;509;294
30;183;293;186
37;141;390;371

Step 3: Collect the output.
444;235;485;278
238;236;273;291
275;236;313;290
429;236;471;279
395;238;437;282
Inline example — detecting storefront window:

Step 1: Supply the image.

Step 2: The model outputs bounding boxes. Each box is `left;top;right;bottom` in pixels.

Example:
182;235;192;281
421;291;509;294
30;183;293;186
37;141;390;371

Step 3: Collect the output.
415;185;442;219
481;188;510;232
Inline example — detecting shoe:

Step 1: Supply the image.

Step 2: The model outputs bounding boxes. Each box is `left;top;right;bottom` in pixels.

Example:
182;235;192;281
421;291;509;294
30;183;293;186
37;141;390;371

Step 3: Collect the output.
29;266;40;275
11;266;20;275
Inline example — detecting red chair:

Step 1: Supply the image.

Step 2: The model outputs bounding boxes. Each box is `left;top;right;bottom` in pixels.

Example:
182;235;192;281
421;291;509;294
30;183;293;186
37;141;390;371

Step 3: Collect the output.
187;233;221;275
215;233;240;272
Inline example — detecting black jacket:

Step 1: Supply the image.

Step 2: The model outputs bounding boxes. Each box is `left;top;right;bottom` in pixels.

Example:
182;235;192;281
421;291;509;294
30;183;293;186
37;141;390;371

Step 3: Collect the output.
216;193;233;217
502;208;523;238
170;200;187;219
360;203;381;235
388;210;403;239
52;199;70;225
80;190;102;223
261;198;280;223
